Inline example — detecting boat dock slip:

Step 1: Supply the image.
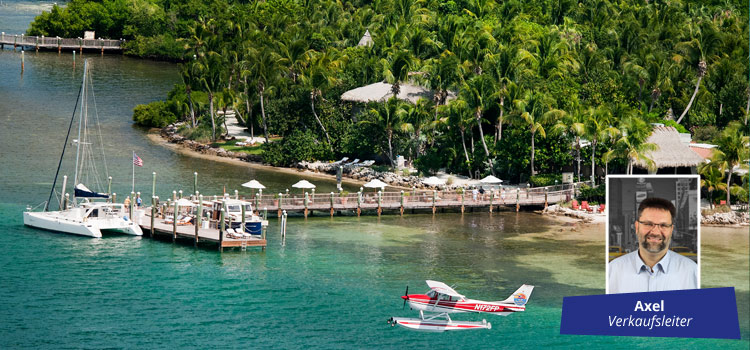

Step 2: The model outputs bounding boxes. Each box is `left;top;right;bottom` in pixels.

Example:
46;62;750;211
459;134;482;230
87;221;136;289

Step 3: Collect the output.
137;212;267;252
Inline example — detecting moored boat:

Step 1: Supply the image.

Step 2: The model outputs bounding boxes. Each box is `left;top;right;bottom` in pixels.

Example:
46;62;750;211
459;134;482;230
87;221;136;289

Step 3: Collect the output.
23;59;142;238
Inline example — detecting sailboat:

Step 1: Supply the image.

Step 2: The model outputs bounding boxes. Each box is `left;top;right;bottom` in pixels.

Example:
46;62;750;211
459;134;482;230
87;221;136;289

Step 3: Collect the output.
23;59;143;238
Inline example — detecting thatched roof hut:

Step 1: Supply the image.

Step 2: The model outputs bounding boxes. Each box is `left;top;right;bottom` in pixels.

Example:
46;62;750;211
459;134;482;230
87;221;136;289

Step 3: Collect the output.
341;82;455;104
358;30;373;47
634;126;704;169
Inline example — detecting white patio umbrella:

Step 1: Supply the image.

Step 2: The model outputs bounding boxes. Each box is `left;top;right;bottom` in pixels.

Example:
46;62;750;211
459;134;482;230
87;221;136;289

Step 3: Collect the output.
480;175;503;184
422;176;446;186
175;198;196;207
363;178;388;190
292;180;316;195
241;180;266;189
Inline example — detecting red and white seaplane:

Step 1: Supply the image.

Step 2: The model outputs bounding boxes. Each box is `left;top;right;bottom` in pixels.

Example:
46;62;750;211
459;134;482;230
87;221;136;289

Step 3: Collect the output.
387;280;534;332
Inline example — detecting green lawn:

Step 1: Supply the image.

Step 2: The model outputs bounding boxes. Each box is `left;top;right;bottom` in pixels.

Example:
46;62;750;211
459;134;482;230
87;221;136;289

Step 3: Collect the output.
212;137;281;155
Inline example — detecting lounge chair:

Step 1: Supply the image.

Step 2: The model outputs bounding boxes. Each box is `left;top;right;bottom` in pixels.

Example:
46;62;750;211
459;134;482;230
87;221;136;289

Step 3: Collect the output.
345;159;360;168
331;157;349;165
359;160;375;167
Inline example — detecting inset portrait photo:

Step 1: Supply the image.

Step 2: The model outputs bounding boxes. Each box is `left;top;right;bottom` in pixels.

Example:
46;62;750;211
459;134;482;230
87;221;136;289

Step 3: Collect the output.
606;175;700;294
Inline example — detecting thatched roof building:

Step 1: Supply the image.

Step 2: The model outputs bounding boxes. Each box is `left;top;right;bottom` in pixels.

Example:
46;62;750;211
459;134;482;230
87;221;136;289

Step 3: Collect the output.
634;126;704;171
358;30;373;47
341;82;455;104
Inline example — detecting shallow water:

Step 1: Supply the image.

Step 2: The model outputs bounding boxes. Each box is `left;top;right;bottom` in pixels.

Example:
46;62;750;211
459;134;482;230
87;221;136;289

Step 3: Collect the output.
1;2;748;348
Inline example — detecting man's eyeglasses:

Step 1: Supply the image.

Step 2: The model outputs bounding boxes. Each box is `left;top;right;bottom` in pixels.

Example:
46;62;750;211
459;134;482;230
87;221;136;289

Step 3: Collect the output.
638;221;673;230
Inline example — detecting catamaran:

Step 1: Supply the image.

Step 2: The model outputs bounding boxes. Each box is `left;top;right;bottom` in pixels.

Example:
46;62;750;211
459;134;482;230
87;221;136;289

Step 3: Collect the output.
23;59;142;238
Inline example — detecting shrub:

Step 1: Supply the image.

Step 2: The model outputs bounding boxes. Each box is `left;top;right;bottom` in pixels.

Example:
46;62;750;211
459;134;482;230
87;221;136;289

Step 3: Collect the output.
530;173;562;187
261;130;330;167
132;101;176;127
577;184;605;203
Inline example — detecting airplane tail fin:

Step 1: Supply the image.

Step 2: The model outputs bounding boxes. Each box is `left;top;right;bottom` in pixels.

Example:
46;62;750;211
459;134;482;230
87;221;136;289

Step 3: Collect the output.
499;284;534;306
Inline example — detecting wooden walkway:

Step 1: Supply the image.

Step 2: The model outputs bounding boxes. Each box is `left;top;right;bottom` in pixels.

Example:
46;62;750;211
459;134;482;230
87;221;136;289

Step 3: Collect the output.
208;182;588;218
137;212;267;252
0;33;123;53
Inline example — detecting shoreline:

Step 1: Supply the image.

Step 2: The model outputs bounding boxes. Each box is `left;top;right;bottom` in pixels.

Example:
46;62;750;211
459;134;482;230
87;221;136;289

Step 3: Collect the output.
145;131;382;188
146;128;748;227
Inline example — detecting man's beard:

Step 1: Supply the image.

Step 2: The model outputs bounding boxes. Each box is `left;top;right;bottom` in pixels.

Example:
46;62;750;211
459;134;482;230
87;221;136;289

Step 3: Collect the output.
640;232;668;253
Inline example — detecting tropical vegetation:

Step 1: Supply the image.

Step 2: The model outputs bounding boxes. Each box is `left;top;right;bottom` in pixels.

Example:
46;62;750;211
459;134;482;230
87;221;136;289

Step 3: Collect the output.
28;0;749;203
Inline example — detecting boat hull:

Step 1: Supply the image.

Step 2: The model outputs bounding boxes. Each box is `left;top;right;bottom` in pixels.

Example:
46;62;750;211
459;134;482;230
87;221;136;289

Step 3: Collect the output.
23;210;142;238
388;317;491;332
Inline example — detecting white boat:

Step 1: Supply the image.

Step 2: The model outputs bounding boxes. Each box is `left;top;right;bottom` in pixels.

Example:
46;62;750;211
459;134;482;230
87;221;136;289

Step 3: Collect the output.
23;60;142;238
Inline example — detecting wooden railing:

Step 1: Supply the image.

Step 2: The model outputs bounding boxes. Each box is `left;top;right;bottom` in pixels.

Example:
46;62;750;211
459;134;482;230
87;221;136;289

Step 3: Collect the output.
0;33;123;51
167;181;593;217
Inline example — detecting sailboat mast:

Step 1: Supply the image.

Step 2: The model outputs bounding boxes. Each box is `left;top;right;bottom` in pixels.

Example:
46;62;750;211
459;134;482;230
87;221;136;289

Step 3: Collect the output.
72;60;88;201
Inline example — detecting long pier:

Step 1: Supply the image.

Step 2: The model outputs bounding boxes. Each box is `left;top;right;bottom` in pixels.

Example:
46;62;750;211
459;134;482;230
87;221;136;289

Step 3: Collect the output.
0;32;123;53
200;182;588;218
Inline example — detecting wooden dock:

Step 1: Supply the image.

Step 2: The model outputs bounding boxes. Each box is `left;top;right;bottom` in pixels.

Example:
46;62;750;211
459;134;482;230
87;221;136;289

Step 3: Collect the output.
137;212;267;252
211;182;588;218
0;33;123;53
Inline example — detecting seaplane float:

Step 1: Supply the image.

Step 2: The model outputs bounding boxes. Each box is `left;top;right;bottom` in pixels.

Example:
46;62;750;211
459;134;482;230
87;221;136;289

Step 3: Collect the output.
387;280;534;332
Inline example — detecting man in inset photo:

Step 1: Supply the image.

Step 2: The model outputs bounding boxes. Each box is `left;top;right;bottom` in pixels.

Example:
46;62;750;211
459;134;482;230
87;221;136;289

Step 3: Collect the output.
608;197;698;293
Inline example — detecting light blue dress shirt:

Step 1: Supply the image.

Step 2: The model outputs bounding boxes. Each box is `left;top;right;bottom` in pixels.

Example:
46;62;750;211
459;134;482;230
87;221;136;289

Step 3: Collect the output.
609;250;697;294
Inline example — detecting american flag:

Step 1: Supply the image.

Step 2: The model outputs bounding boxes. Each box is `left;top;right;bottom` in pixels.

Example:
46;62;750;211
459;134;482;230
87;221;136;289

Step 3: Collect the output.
133;153;143;167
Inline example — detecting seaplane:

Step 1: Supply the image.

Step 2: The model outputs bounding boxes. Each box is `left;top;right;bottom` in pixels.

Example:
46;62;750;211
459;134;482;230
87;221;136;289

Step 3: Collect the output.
387;280;534;332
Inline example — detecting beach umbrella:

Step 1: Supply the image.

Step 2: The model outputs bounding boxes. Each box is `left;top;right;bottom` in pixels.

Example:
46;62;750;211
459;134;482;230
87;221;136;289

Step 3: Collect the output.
241;180;266;189
363;178;388;190
175;198;196;207
422;176;446;186
292;180;316;195
480;175;503;184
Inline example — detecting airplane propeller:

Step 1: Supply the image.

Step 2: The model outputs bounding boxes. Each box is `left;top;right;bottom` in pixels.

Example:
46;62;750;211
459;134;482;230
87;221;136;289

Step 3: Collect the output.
402;286;409;309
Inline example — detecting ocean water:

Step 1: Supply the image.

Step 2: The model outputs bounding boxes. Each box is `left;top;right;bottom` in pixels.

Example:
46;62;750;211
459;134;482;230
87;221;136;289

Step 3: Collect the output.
1;2;748;348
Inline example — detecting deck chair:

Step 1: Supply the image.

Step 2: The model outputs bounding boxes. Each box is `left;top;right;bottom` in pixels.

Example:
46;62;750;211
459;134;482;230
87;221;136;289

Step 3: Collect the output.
331;157;349;165
360;160;375;167
581;201;589;211
571;200;579;210
345;159;360;168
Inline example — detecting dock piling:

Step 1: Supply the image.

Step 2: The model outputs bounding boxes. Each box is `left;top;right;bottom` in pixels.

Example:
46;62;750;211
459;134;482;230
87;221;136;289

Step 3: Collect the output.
196;193;202;247
150;196;156;237
400;190;404;216
172;198;178;243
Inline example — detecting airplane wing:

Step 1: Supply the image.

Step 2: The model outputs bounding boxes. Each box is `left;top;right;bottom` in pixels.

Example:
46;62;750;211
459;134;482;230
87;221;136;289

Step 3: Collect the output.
426;280;465;299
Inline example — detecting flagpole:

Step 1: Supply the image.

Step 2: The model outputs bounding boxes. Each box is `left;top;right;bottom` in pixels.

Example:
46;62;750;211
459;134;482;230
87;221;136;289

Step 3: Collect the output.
132;150;135;194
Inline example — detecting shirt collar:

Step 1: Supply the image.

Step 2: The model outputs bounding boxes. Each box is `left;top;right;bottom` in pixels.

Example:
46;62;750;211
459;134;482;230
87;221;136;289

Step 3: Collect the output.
634;249;672;274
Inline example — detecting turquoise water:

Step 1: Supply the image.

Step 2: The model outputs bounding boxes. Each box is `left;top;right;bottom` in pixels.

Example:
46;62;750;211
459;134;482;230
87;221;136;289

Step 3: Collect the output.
1;2;748;348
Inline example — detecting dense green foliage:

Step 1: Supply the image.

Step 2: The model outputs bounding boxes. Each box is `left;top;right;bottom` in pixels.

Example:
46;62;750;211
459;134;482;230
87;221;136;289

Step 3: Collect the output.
33;0;750;190
576;184;606;204
132;100;176;127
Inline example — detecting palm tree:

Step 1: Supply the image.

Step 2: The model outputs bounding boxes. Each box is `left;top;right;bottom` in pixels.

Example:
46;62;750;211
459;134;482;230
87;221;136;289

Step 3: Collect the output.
514;91;565;177
178;62;198;128
401;98;433;160
364;97;408;167
552;103;586;182
674;21;722;124
616;116;657;174
460;74;495;173
194;51;224;141
381;48;414;96
249;45;284;144
711;121;749;205
698;161;726;210
301;50;344;152
583;106;618;185
442;100;473;169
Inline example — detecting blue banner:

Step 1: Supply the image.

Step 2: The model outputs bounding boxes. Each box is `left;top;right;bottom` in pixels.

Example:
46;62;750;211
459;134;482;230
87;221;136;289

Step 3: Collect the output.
560;288;740;339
